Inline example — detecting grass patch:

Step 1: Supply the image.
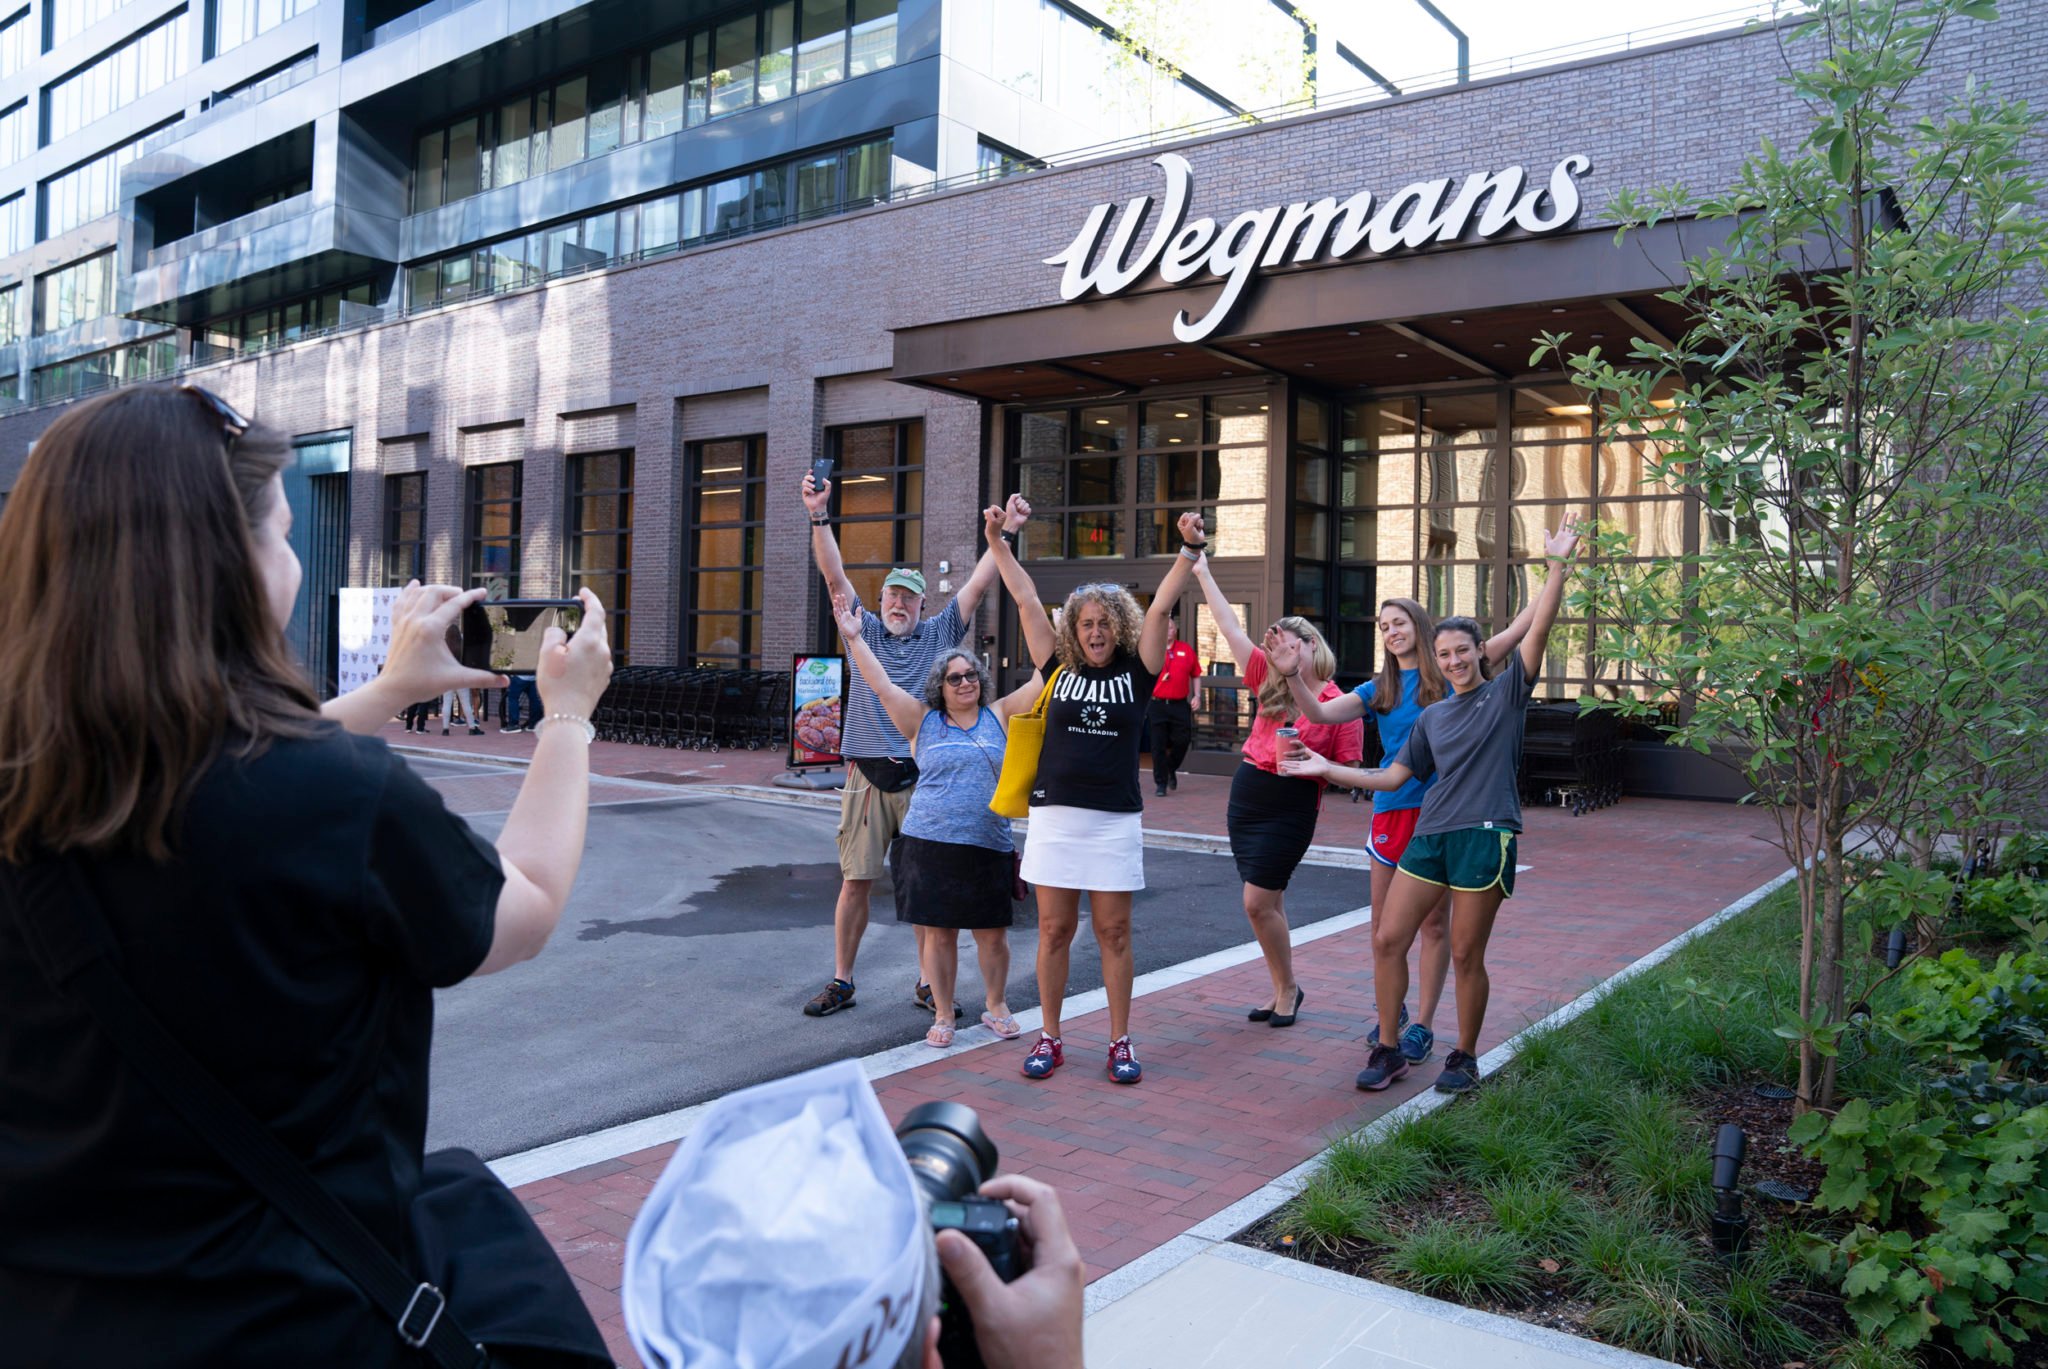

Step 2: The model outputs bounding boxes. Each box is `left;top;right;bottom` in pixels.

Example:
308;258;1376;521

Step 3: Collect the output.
1583;1273;1744;1366
1603;1090;1712;1224
1322;1133;1438;1205
1383;1220;1534;1303
1566;1203;1700;1295
1287;1174;1385;1257
1480;1175;1591;1251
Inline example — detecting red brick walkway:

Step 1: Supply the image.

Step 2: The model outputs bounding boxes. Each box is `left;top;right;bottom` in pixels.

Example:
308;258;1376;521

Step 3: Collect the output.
505;797;1786;1367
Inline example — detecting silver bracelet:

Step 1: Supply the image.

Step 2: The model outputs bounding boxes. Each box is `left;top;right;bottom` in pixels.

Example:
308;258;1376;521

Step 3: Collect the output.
1179;544;1207;561
535;712;596;743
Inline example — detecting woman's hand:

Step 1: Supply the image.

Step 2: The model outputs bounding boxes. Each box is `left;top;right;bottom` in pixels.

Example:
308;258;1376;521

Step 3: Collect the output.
1544;514;1586;563
831;592;865;641
1004;493;1032;533
382;582;506;702
802;471;831;516
536;589;612;719
1268;633;1303;677
1279;747;1330;780
1177;511;1207;547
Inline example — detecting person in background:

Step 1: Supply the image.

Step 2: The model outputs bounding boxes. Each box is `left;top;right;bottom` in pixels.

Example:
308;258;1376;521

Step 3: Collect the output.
1281;598;1453;1065
799;473;1026;1020
1190;547;1361;1028
502;669;542;733
1282;518;1585;1095
990;507;1201;1086
828;510;1045;1048
1145;608;1202;798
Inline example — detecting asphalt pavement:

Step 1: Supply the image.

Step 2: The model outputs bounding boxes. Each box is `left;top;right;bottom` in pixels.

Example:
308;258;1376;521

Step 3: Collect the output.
426;788;1369;1158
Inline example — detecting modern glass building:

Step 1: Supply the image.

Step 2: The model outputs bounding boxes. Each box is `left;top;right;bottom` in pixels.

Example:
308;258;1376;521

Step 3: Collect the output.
1;2;2030;797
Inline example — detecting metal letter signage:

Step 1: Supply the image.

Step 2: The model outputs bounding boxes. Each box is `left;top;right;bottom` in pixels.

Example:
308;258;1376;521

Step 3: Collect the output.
1044;152;1593;342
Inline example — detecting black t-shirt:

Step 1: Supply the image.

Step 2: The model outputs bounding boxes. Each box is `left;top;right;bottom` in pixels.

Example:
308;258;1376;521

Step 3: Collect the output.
1031;647;1160;813
0;728;502;1368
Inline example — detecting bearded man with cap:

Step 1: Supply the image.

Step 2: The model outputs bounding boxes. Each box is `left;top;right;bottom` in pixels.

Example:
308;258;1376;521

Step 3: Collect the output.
800;473;1028;1019
626;1060;1084;1369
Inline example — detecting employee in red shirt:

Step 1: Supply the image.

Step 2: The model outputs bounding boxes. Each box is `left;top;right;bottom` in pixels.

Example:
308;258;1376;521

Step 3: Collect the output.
1147;608;1202;797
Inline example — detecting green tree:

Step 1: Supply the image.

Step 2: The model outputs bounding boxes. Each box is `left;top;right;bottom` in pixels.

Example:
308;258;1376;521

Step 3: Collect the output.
1540;0;2048;1110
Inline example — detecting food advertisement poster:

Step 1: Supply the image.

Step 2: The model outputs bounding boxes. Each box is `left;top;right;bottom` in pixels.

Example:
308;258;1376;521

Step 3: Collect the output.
789;653;845;767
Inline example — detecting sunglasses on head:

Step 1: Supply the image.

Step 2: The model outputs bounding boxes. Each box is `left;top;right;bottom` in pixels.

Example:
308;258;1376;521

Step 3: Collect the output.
179;384;251;453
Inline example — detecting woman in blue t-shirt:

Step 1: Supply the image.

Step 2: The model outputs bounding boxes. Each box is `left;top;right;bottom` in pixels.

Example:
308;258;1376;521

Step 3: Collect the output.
831;555;1046;1050
1285;598;1451;1062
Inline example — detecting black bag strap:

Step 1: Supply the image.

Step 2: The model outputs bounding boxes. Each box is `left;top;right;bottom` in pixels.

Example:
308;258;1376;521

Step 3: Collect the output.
0;857;489;1369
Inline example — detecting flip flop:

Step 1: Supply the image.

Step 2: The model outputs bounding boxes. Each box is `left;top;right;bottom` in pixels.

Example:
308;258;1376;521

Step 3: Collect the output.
926;1023;956;1048
981;1011;1023;1040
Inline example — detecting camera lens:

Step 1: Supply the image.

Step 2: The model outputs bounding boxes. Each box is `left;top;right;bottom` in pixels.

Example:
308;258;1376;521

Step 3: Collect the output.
894;1101;999;1204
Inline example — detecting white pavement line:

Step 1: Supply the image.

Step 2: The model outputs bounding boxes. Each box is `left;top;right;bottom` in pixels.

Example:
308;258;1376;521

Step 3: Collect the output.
1080;864;1800;1318
486;903;1375;1189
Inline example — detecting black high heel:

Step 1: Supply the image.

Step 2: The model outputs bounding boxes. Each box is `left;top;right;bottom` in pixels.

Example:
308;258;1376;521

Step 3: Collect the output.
1267;987;1306;1028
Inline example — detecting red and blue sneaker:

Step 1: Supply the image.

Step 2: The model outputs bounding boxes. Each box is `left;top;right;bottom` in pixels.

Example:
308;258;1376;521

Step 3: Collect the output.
1022;1035;1063;1079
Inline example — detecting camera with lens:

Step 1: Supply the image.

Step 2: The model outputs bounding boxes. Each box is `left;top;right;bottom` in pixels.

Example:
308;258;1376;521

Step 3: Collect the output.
894;1102;1025;1369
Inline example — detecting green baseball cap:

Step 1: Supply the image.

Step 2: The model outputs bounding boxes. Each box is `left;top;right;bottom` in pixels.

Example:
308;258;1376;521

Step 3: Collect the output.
881;568;926;596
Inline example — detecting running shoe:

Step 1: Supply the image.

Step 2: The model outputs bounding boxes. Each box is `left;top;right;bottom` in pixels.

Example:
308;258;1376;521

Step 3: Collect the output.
1022;1035;1063;1079
1367;1003;1411;1049
1435;1049;1482;1094
1355;1043;1409;1091
1107;1036;1143;1084
803;978;856;1017
1398;1021;1436;1063
913;982;965;1020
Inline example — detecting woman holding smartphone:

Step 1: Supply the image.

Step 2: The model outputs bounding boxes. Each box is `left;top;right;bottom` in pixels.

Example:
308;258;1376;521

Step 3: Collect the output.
827;505;1042;1048
988;507;1201;1085
1189;546;1360;1027
1281;518;1583;1095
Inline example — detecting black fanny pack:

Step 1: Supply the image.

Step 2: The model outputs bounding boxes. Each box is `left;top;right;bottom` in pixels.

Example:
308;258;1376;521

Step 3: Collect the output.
854;755;920;793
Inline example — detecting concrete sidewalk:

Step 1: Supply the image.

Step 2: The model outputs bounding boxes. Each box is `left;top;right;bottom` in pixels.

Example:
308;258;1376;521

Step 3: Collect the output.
485;789;1783;1367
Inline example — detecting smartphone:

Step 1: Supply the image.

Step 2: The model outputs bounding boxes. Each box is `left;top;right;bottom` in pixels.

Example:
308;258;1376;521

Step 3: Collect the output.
462;598;583;674
810;456;835;494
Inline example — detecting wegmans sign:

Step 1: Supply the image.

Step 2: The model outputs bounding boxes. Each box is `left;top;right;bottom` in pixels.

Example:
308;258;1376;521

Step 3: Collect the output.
1045;152;1593;342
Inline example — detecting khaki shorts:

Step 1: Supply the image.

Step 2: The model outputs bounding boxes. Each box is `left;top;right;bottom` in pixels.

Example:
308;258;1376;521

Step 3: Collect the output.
837;763;916;882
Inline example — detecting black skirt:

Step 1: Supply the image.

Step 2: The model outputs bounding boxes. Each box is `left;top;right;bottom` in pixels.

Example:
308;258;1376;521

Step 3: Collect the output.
1226;761;1321;891
890;834;1016;929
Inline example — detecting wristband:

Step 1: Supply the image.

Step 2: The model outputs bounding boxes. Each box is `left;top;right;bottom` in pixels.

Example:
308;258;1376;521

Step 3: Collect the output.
1001;530;1019;545
535;712;596;743
810;513;830;526
1179;543;1206;561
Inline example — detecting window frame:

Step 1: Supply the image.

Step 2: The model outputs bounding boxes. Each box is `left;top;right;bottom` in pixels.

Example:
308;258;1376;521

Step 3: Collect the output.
565;449;633;662
682;434;767;668
383;471;426;588
464;460;524;597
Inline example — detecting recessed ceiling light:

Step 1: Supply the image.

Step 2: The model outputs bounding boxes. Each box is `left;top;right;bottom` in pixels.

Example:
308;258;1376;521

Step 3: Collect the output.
1246;341;1262;348
1303;361;1316;368
1089;359;1104;365
1492;342;1507;349
1167;437;1182;444
1148;378;1160;383
1551;307;1567;314
1258;404;1269;411
1590;332;1605;340
1162;350;1177;357
1095;418;1110;425
1074;385;1086;392
1346;330;1360;337
1450;317;1466;324
1395;352;1409;358
1012;368;1024;374
946;376;959;382
1173;411;1189;418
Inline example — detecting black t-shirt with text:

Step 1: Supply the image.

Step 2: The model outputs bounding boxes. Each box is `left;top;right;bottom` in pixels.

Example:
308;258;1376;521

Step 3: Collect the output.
1032;647;1160;813
0;727;503;1367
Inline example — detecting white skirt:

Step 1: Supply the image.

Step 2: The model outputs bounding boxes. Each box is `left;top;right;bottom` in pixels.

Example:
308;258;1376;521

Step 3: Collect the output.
1019;805;1146;892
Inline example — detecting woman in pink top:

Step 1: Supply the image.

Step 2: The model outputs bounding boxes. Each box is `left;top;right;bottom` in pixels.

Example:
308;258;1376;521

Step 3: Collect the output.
1191;547;1362;1028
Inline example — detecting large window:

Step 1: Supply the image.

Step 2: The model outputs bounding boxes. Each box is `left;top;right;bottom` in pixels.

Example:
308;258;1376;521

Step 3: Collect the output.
465;462;522;596
1010;392;1269;562
35;250;115;332
43;10;190;145
210;0;315;55
0;101;27;170
0;191;28;255
567;451;632;660
407;136;891;309
685;436;764;668
40;121;175;238
0;8;29;80
48;0;136;49
383;472;425;587
29;334;174;402
0;284;21;342
410;0;897;212
829;420;922;612
193;279;376;357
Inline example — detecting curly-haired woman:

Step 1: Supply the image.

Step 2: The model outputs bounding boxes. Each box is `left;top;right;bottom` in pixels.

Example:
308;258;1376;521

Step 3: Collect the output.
987;507;1203;1085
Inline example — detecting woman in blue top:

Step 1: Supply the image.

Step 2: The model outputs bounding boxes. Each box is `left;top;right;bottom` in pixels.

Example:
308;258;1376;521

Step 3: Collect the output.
1285;598;1452;1062
832;534;1045;1049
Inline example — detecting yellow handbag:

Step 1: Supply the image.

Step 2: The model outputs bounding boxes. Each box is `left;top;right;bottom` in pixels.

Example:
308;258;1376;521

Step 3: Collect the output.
990;667;1061;819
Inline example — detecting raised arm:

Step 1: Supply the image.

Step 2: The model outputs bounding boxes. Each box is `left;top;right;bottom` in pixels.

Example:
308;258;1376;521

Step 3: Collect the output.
994;668;1047;723
803;471;857;608
1265;632;1367;725
1279;748;1414;793
831;593;927;742
950;496;1030;622
1518;516;1585;680
1139;512;1206;674
1188;543;1256;670
1482;596;1541;671
987;500;1058;668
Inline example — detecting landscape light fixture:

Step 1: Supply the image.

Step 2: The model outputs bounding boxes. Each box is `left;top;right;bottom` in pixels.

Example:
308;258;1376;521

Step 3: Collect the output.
1885;924;1908;969
1710;1123;1750;1261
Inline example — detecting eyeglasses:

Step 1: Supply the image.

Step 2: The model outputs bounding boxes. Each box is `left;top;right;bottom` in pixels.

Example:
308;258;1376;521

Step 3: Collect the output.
179;384;251;453
943;671;979;687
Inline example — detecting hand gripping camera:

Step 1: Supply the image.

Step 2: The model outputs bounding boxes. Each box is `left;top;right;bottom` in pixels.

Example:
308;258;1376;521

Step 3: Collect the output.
893;1102;1025;1369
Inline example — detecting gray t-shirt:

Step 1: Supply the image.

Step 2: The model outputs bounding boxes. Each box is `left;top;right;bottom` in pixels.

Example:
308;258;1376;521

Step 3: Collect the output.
1393;651;1536;836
